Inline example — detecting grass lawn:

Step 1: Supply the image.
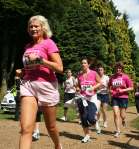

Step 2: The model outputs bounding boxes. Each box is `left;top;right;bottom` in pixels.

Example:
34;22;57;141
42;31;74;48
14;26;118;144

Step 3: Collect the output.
0;100;138;130
0;105;77;121
57;106;77;121
0;110;15;120
131;116;139;130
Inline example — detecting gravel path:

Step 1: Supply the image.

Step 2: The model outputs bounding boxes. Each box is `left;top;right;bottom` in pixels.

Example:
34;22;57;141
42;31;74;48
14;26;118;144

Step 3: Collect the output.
0;106;139;149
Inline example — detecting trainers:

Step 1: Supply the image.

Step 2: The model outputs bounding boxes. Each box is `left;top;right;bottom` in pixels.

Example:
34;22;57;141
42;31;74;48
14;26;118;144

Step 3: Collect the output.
81;135;91;143
60;116;67;121
78;120;82;124
122;120;126;127
96;128;101;134
103;121;108;128
114;131;120;138
32;132;40;141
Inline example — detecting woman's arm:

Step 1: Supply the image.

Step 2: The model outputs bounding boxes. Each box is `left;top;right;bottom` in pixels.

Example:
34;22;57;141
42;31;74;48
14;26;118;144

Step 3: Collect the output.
75;78;81;93
118;87;133;93
93;73;101;90
118;76;134;93
42;52;63;74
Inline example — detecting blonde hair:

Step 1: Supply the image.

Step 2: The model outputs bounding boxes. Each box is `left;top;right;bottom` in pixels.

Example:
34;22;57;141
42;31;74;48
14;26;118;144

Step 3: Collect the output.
28;15;53;38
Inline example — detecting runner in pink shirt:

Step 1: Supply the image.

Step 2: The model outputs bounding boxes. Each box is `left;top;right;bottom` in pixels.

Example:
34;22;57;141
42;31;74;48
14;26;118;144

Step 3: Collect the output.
18;15;63;149
76;57;101;143
109;62;133;137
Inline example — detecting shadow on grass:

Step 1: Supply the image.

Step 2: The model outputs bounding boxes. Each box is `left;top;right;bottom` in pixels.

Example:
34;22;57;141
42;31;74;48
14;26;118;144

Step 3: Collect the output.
108;140;139;149
127;111;137;115
60;131;82;140
125;133;139;140
60;131;84;140
90;128;114;136
130;130;139;134
100;130;114;136
56;118;79;124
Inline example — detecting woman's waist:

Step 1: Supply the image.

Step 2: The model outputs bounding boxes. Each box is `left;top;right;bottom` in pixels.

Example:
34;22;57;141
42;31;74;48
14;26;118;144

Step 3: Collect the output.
23;69;57;82
112;94;128;98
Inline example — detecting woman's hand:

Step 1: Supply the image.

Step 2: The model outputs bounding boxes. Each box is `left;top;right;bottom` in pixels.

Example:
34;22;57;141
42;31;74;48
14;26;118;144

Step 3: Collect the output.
16;69;22;78
116;88;124;93
76;87;81;93
28;53;40;61
42;53;63;74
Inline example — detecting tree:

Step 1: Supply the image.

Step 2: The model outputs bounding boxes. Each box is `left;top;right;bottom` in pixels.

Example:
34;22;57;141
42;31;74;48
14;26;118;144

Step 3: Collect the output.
88;0;136;78
57;2;107;72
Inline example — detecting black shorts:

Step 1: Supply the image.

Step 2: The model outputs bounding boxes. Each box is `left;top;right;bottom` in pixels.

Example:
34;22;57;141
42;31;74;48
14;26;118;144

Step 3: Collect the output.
77;98;97;127
97;93;109;104
111;97;128;108
64;93;75;103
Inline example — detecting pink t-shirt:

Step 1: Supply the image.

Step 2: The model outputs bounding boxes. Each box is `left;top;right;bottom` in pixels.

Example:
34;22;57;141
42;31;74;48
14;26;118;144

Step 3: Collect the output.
109;73;133;98
22;38;59;82
78;70;97;97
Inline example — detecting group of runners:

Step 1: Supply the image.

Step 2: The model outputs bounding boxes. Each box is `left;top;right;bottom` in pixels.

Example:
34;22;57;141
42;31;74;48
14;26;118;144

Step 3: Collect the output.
16;14;138;149
60;60;134;142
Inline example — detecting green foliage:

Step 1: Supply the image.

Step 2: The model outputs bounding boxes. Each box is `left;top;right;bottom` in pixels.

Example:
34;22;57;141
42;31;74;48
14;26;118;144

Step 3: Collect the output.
87;0;136;78
57;2;107;72
0;0;33;14
0;0;139;91
57;106;77;120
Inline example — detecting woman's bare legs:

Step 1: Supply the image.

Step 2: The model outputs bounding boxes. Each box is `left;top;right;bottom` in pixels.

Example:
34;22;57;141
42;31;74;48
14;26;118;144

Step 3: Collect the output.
120;108;127;126
19;96;38;149
42;106;61;149
83;127;90;135
113;106;120;132
102;103;108;127
34;122;39;132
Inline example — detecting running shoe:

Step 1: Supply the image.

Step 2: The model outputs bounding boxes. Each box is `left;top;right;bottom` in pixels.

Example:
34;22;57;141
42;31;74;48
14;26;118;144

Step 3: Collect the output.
60;116;67;121
81;135;91;143
32;131;40;141
114;131;120;138
78;120;82;124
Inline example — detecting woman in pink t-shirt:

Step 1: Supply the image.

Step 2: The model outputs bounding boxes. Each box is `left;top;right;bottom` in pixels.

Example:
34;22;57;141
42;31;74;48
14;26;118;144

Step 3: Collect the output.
18;15;63;149
109;62;133;137
76;57;101;143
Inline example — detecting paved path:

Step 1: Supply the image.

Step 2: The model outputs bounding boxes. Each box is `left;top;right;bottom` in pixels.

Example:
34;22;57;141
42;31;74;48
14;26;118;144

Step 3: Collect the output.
0;106;139;149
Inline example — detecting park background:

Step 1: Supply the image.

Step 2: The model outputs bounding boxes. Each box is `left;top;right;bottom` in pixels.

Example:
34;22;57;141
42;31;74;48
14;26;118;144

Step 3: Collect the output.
0;0;139;121
0;1;139;148
0;0;139;94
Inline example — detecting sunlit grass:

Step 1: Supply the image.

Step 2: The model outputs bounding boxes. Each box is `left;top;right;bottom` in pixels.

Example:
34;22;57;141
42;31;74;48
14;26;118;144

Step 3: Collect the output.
131;116;139;130
0;110;15;120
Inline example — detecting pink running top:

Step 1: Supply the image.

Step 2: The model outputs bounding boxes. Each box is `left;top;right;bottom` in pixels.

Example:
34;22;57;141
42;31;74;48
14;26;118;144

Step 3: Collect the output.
109;73;133;98
22;38;59;82
77;70;97;97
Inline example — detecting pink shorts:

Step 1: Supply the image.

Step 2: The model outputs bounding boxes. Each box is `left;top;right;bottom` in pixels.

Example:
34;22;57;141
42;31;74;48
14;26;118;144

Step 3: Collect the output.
20;80;60;106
